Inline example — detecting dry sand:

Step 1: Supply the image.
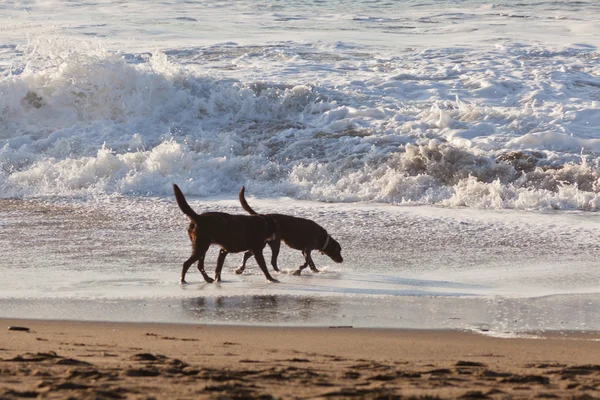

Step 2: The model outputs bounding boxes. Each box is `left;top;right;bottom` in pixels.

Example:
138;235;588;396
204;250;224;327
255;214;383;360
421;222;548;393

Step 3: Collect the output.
1;319;599;399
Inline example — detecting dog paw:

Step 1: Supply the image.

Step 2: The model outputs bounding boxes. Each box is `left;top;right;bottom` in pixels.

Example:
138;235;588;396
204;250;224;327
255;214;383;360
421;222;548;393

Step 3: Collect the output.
179;279;188;284
269;278;280;283
234;268;244;275
204;277;215;284
292;270;302;276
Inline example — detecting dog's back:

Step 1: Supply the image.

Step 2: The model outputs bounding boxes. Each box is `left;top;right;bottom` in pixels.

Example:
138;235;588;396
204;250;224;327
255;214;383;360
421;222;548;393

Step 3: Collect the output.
189;211;277;253
266;213;324;250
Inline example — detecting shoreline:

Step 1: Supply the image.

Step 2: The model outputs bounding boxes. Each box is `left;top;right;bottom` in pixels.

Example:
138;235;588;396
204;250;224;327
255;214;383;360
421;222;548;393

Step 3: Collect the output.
2;318;600;399
3;316;600;337
2;292;599;332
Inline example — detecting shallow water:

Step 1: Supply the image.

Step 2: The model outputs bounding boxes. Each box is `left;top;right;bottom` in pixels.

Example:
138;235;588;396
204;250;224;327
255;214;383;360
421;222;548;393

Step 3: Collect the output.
1;197;599;333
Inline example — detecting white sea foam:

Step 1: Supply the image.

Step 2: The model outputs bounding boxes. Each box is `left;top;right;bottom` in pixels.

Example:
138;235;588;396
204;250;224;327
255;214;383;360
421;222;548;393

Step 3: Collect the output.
1;0;600;211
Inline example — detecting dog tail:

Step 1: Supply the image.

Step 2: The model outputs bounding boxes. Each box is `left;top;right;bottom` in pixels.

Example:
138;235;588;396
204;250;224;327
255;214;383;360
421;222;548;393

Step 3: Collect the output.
239;186;259;215
173;184;198;220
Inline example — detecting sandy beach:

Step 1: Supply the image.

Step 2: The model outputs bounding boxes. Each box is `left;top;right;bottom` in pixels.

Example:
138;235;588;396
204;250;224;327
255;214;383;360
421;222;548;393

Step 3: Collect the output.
1;319;599;399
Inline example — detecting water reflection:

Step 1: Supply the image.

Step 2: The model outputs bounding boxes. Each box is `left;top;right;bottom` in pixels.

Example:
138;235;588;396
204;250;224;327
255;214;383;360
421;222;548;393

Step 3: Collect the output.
181;295;342;325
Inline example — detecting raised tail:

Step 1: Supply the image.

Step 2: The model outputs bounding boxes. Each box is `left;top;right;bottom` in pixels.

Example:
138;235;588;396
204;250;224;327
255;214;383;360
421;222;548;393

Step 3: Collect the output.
173;184;198;220
238;186;259;215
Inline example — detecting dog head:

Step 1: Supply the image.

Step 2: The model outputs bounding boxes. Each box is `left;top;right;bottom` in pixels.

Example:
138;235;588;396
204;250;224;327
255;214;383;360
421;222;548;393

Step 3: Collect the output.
321;235;343;263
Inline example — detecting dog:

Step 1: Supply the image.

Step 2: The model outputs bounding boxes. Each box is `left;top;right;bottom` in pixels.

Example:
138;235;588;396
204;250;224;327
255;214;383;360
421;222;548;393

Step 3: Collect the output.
235;187;343;276
173;184;279;284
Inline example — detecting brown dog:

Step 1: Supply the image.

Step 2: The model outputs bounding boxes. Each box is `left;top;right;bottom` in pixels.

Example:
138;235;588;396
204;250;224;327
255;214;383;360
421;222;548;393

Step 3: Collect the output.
235;187;343;276
173;184;279;284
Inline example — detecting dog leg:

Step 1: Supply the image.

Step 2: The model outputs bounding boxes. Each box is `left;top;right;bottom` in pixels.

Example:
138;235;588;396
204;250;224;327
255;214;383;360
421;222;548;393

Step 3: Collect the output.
253;250;279;283
292;262;309;276
181;254;200;284
196;257;214;283
306;251;320;273
214;249;228;282
235;251;253;275
292;250;312;276
292;263;307;276
269;240;281;272
194;243;214;283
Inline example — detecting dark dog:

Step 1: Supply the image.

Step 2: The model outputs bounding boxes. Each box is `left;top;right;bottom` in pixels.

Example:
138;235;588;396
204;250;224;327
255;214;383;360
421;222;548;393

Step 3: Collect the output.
235;187;343;276
173;184;279;284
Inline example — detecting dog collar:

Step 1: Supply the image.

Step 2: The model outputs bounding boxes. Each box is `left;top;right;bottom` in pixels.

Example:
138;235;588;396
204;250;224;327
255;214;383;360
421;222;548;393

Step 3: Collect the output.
321;235;331;251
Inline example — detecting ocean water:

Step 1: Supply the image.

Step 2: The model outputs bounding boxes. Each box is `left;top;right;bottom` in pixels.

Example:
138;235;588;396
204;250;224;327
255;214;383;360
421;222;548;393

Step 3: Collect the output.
1;0;600;333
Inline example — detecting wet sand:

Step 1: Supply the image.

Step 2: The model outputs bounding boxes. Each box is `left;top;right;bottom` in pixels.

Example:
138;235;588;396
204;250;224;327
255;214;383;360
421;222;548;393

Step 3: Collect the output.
1;319;600;399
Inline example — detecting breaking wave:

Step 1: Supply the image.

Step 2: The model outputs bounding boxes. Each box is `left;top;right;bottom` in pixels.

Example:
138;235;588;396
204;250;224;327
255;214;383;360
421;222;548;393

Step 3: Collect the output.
2;37;600;210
